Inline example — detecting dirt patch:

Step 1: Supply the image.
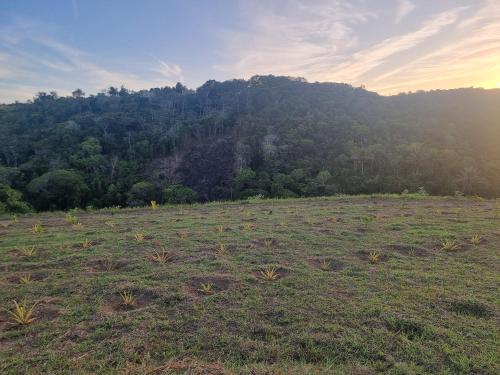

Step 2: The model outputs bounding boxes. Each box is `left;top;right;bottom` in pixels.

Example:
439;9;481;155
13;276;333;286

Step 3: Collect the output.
6;271;48;283
84;258;130;273
447;300;493;319
140;358;232;375
355;250;389;262
197;244;238;256
385;245;430;257
185;275;237;295
250;238;281;248
71;238;105;249
309;258;345;272
101;293;153;314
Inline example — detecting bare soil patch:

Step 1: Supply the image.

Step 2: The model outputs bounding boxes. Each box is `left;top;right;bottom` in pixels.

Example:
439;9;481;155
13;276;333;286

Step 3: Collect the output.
185;275;238;296
355;250;389;262
309;258;345;272
85;258;130;273
385;244;430;257
250;238;281;248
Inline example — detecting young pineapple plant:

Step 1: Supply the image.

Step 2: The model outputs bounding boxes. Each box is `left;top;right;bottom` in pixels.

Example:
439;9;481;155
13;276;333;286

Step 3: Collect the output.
82;238;93;249
368;251;381;264
120;291;136;306
470;234;481;246
197;282;215;295
217;243;228;255
243;223;255;231
264;238;275;248
441;239;459;252
134;232;145;241
150;200;158;210
151;248;173;264
319;259;331;271
260;266;280;281
19;245;36;257
19;274;33;284
72;222;84;230
8;300;37;325
31;222;44;234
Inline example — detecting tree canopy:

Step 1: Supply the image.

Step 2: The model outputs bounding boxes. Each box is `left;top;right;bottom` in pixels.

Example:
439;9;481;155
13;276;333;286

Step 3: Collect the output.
0;75;499;211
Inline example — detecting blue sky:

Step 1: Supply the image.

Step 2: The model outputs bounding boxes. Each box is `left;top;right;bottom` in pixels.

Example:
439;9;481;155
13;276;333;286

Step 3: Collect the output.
1;0;499;102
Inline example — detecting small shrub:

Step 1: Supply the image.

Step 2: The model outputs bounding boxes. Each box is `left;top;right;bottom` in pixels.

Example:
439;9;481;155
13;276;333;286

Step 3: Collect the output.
8;300;37;325
215;225;225;233
120;291;135;306
260;266;279;281
150;200;158;210
440;239;458;252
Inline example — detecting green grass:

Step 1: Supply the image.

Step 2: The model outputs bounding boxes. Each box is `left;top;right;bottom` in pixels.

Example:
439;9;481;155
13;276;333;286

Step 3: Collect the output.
0;195;499;374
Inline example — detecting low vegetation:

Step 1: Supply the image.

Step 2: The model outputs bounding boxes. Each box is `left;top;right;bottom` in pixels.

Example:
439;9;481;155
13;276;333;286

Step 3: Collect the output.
0;195;498;374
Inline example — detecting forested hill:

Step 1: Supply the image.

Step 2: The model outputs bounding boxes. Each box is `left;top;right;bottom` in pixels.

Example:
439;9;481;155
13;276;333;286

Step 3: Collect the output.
1;75;499;212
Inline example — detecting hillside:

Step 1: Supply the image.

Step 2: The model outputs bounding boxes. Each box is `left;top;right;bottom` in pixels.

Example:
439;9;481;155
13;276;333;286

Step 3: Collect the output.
1;76;500;212
0;195;499;374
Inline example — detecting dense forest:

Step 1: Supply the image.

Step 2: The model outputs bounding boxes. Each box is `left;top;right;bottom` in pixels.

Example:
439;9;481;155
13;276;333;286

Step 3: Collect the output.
1;75;499;212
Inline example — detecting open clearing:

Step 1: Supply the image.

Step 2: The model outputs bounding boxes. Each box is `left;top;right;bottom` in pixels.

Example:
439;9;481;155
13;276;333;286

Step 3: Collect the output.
0;195;499;374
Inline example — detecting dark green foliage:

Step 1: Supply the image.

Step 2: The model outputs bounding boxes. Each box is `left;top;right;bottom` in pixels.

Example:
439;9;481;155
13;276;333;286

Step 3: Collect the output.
126;181;157;206
448;300;493;318
1;75;499;211
0;184;32;213
26;169;89;210
163;184;198;204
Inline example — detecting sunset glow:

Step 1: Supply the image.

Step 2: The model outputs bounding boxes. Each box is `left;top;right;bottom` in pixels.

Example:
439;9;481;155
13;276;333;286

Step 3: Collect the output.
1;0;500;102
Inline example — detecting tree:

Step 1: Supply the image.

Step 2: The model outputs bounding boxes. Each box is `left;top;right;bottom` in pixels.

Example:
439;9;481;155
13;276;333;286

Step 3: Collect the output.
72;89;85;98
163;184;198;204
26;170;89;210
0;184;32;213
127;181;157;206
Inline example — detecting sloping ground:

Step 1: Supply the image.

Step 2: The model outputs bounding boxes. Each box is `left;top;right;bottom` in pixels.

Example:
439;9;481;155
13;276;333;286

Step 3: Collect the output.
0;195;499;374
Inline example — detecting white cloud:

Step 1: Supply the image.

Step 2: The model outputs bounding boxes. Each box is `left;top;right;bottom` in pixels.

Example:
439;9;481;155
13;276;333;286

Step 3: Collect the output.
216;1;466;89
214;0;373;78
0;19;184;102
395;0;415;23
153;61;184;84
323;7;465;83
370;1;500;93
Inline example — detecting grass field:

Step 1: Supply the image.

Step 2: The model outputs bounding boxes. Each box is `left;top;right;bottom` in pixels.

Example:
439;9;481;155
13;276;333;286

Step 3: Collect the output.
1;195;499;374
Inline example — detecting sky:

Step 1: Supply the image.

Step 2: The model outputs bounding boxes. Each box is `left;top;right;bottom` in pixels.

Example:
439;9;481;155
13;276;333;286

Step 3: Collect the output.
1;0;500;103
